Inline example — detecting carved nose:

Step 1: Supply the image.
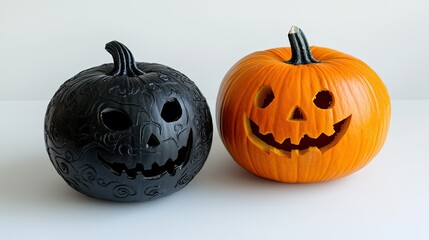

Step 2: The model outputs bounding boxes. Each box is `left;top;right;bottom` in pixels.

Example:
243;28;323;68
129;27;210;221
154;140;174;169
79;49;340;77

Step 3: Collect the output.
289;106;306;121
146;133;160;148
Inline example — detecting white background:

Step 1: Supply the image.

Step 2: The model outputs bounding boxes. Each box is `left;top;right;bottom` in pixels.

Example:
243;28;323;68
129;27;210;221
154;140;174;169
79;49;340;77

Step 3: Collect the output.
0;0;428;101
1;1;429;240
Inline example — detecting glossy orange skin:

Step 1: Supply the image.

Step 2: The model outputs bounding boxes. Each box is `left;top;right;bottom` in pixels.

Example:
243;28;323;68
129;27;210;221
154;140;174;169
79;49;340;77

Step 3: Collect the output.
217;46;391;183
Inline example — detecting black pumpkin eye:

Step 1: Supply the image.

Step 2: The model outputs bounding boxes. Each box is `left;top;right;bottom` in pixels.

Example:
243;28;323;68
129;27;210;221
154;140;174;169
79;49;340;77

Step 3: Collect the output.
161;98;182;122
101;108;133;131
255;86;275;109
313;90;334;109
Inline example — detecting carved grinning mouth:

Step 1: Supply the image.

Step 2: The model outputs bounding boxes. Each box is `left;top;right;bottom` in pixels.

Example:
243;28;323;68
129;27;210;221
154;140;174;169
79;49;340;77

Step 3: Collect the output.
245;116;351;156
98;130;193;179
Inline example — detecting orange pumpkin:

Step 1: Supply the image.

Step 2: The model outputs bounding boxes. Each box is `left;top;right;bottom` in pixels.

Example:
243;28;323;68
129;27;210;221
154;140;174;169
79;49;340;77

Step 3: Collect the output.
216;26;391;183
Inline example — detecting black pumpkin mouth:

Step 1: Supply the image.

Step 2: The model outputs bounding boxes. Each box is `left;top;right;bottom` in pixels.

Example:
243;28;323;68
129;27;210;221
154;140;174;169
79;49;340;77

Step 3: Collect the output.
245;116;351;156
98;130;193;179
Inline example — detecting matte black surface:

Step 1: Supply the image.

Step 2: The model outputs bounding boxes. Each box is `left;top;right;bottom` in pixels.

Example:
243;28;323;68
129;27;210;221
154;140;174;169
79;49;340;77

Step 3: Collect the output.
44;41;213;202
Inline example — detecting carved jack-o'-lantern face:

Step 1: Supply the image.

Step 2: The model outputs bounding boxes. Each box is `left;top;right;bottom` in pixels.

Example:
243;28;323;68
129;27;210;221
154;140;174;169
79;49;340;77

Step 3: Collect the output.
94;88;193;180
245;86;351;157
45;41;213;201
216;26;390;183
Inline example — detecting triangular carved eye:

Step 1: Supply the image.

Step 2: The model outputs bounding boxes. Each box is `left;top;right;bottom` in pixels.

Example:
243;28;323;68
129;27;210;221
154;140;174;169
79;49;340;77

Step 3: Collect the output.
289;106;306;121
147;134;160;148
101;108;133;131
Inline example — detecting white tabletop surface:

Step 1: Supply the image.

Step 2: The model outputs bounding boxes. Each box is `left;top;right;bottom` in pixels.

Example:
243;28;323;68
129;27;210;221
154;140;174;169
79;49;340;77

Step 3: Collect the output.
0;100;428;240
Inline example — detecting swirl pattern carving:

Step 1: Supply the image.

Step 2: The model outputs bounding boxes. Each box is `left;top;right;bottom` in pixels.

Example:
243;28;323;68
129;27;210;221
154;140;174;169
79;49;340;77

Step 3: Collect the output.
45;59;213;202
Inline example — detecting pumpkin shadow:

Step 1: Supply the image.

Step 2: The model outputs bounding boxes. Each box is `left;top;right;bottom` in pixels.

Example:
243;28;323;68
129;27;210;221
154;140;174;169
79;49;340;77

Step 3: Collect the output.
196;153;288;192
0;154;155;208
193;132;351;195
0;155;90;205
194;132;287;191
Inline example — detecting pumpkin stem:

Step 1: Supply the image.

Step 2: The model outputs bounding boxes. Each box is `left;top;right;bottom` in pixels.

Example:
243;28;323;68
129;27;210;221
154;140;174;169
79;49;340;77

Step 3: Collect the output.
286;26;320;65
105;41;145;77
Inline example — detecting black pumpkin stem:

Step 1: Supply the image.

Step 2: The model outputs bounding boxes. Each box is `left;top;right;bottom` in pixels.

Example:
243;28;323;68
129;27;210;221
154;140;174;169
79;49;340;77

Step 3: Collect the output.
105;41;145;77
286;26;320;65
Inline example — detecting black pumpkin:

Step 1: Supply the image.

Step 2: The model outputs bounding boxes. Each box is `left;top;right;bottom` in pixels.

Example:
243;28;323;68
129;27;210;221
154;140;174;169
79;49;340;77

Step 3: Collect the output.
44;41;213;202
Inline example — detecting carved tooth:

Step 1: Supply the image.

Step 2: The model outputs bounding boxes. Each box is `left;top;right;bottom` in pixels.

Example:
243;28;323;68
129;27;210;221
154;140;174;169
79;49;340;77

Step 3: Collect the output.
162;159;174;175
126;169;137;179
324;127;335;137
151;162;160;170
289;135;302;145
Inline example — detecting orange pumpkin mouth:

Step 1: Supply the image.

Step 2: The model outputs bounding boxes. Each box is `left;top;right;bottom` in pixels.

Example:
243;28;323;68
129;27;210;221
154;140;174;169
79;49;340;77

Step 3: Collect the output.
245;115;351;156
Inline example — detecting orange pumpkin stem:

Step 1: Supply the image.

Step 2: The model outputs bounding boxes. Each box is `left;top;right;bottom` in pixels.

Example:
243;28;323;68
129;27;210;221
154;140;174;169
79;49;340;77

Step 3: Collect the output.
105;41;145;77
286;26;320;65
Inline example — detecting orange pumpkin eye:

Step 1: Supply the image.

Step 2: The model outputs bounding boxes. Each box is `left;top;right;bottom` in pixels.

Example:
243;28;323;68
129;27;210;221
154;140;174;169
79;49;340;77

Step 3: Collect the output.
313;90;334;109
255;86;275;108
